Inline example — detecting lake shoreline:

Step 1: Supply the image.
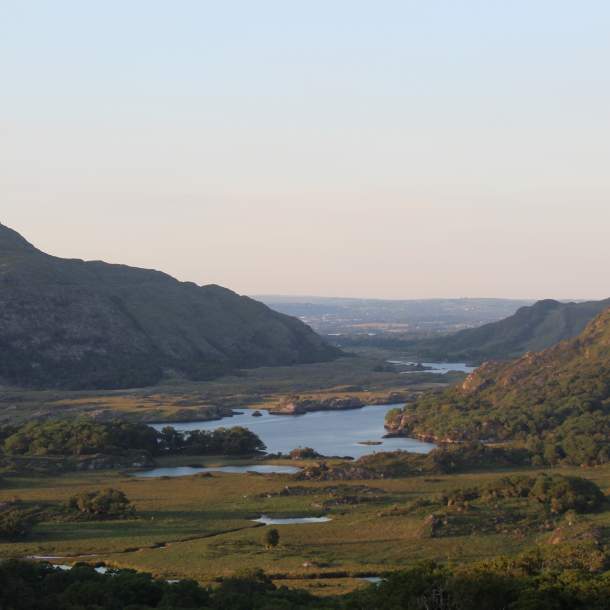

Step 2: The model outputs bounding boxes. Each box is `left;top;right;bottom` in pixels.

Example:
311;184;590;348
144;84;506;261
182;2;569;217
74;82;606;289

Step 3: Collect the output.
153;403;436;460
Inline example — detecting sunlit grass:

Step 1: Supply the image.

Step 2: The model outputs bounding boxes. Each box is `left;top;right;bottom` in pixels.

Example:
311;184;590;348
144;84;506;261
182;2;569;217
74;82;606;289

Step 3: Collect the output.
2;460;609;592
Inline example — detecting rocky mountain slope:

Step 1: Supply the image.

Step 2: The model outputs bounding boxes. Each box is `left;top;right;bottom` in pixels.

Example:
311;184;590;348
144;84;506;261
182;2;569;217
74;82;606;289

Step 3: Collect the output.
386;307;610;465
0;224;340;389
407;298;610;362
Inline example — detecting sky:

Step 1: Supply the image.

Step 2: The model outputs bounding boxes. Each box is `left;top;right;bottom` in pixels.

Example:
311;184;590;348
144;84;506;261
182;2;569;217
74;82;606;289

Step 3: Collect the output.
1;1;609;300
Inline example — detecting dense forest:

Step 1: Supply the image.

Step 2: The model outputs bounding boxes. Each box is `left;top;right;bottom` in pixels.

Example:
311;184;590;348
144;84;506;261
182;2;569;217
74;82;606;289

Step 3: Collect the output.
386;308;610;466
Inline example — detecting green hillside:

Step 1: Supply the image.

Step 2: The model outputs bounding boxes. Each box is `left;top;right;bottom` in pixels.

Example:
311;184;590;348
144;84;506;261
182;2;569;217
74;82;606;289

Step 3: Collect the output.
407;298;610;362
386;307;610;465
0;224;340;390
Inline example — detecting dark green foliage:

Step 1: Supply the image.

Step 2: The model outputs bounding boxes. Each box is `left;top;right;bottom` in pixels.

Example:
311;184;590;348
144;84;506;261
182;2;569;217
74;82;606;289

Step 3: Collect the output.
387;308;610;466
1;420;266;460
2;557;610;610
2;420;158;457
528;474;605;514
449;474;604;515
348;559;610;610
424;442;532;473
265;528;280;548
297;445;534;481
66;488;135;520
0;509;34;540
403;474;605;544
159;425;266;455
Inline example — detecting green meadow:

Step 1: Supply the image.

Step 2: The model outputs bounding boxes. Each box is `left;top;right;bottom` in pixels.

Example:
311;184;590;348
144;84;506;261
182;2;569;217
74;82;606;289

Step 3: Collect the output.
3;455;610;596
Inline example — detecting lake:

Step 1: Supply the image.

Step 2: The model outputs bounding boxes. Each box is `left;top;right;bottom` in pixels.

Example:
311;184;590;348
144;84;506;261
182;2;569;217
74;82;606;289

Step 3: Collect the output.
153;403;435;459
388;360;475;375
253;515;332;525
134;464;301;478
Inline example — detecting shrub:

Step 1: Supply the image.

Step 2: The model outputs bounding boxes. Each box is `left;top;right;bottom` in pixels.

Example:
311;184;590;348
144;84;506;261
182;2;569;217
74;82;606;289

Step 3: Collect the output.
264;528;280;549
0;509;34;540
529;474;605;514
67;488;134;519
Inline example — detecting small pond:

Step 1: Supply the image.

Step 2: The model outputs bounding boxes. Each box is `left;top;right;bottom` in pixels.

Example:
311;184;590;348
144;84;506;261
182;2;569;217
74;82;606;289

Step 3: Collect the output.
253;514;332;525
388;360;475;375
56;565;109;574
133;464;301;478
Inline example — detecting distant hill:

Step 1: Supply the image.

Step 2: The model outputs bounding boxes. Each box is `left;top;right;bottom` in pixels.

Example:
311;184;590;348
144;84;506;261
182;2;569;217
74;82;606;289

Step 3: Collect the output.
406;298;610;362
0;224;340;390
386;307;610;465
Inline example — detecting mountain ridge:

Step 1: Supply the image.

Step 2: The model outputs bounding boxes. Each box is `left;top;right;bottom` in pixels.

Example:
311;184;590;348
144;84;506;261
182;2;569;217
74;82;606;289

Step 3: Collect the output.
386;307;610;465
406;297;610;362
0;223;340;390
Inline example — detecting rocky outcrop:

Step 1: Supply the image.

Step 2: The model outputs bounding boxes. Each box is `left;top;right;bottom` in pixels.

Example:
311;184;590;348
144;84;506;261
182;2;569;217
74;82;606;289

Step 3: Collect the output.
384;409;462;444
288;447;324;460
270;396;364;415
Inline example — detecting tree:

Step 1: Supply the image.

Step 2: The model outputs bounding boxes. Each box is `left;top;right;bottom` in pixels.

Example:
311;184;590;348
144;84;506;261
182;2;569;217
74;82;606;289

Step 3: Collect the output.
264;528;280;549
0;510;34;540
67;488;135;519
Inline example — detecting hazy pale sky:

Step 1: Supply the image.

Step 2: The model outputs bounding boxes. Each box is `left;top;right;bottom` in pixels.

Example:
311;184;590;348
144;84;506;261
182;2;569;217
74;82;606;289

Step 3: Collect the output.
1;1;609;299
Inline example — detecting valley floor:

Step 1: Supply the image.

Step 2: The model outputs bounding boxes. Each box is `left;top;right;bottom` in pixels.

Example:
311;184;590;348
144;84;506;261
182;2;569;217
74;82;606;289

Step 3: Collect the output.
2;455;609;596
0;350;457;425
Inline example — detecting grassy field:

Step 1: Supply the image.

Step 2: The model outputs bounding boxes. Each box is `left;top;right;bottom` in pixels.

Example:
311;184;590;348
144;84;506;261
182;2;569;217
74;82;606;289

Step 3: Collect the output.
0;350;458;425
2;455;609;596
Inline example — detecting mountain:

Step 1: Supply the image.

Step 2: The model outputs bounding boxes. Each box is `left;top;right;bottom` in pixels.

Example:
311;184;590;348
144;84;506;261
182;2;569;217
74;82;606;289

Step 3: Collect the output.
406;298;610;362
0;224;340;390
386;307;610;465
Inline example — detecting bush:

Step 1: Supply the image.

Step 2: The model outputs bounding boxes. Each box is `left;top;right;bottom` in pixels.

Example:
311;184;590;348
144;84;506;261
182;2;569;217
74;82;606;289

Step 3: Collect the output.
0;509;34;540
529;474;605;514
67;488;135;519
289;447;322;459
159;426;266;455
483;474;605;514
425;442;532;474
264;528;280;549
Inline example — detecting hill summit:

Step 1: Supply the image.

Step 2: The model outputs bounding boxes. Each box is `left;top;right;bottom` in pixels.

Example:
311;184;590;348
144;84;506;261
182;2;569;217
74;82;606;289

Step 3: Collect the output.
386;307;610;465
0;223;340;390
407;297;610;362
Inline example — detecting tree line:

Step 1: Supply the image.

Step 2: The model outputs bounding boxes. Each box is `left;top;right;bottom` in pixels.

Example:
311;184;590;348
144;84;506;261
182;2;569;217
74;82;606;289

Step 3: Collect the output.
0;420;265;458
1;554;610;609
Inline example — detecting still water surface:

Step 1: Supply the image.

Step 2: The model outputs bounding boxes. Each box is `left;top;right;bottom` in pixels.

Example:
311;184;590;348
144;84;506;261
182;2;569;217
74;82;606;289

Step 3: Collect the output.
152;403;436;459
135;464;301;478
388;361;475;375
253;515;332;525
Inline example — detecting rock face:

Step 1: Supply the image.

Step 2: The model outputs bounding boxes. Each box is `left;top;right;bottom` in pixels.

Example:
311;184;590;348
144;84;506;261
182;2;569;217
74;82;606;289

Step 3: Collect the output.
408;298;610;363
270;396;364;415
0;224;341;390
